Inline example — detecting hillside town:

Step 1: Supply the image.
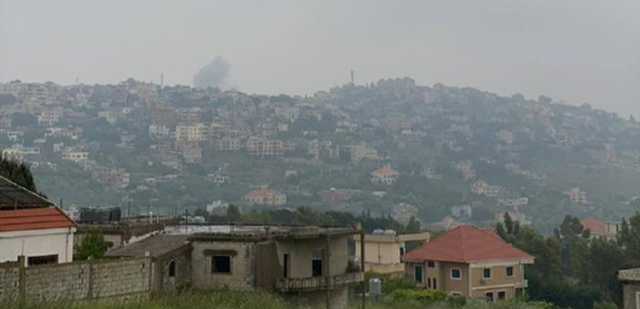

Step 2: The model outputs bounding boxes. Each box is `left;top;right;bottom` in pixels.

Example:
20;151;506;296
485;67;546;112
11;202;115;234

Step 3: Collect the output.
2;79;640;235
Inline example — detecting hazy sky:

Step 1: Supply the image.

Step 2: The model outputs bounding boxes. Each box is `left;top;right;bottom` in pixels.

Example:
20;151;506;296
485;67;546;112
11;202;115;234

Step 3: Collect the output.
1;1;639;115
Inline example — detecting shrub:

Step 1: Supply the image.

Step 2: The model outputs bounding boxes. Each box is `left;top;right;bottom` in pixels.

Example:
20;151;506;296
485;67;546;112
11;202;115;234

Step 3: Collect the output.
389;289;448;304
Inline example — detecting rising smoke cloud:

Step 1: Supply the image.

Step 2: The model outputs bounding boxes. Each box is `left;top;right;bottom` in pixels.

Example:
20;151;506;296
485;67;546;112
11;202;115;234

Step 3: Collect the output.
193;56;230;89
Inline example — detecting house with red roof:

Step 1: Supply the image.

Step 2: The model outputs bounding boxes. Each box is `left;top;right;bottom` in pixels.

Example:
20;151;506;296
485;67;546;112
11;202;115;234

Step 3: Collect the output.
370;165;400;185
0;176;76;266
580;218;619;240
403;225;534;302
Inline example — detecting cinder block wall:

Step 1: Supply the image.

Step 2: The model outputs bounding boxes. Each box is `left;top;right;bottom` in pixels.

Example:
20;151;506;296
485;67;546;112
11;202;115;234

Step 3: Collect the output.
0;263;20;302
92;258;151;298
0;257;152;303
25;262;91;301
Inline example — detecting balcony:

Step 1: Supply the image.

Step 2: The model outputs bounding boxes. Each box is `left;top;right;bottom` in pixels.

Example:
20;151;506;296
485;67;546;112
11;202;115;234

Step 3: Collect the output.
276;272;364;292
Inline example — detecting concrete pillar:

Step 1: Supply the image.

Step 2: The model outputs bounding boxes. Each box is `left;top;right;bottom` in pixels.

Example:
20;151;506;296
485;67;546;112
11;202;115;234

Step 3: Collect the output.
18;255;26;304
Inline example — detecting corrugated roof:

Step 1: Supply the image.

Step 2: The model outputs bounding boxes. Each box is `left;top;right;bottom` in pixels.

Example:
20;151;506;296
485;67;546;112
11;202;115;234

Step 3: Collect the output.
0;175;54;209
0;207;76;232
403;225;534;264
106;234;190;258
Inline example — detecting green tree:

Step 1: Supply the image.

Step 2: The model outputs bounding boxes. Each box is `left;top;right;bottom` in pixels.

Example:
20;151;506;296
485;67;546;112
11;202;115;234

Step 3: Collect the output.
76;229;109;260
559;215;584;239
405;216;421;233
226;204;242;222
588;238;624;303
0;157;37;192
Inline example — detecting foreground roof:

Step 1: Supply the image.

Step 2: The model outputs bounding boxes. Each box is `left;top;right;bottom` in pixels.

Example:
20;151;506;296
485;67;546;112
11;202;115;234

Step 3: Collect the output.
0;207;76;233
403;225;534;264
0;175;54;209
106;234;190;258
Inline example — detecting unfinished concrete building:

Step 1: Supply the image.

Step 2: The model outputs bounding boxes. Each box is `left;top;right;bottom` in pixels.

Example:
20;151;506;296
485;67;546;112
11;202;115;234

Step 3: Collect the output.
107;225;364;309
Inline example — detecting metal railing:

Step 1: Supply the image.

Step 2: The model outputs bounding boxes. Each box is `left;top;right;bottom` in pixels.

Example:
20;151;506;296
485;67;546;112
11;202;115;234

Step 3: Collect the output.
276;272;364;292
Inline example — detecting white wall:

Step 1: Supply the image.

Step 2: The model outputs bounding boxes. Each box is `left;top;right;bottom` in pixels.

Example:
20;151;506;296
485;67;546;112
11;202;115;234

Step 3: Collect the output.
0;227;75;265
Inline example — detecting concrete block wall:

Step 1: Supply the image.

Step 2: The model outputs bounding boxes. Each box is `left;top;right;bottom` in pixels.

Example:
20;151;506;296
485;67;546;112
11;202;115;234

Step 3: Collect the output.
0;263;20;302
25;262;91;302
0;257;152;303
92;258;151;298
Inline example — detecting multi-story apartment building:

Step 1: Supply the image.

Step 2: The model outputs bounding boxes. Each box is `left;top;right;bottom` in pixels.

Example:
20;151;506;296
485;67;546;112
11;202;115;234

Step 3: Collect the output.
176;123;209;143
217;137;242;151
246;137;286;157
243;188;287;206
37;110;63;126
350;143;380;162
62;150;89;162
404;225;534;302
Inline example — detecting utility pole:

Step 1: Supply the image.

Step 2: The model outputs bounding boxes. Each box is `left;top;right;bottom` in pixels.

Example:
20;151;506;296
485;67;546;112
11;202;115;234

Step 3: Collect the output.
360;226;366;309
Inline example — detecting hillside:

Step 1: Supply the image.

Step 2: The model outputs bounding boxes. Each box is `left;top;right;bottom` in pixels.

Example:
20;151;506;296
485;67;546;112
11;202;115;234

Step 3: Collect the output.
2;79;639;231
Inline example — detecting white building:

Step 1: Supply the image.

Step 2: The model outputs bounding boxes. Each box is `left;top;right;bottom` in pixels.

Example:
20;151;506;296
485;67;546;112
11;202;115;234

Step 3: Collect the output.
176;123;208;142
0;208;76;265
0;176;76;266
62;150;89;162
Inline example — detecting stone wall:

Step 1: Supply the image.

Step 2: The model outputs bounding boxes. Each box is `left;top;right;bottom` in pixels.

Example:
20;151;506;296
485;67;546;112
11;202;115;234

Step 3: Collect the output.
0;257;152;303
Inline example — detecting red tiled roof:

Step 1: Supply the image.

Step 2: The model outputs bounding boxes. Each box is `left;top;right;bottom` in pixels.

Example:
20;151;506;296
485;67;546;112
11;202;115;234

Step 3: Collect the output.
0;207;76;233
371;165;399;177
245;188;279;199
581;218;606;236
403;225;534;264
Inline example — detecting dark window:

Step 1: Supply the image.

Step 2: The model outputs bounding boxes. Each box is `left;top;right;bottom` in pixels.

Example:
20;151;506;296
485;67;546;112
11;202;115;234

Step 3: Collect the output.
212;256;231;273
433;278;437;289
27;255;58;266
283;254;289;278
168;260;176;277
486;292;494;302
483;268;492;279
427;277;431;288
506;266;514;277
498;291;506;300
451;268;461;279
399;247;405;256
427;261;435;268
312;257;323;277
414;265;423;283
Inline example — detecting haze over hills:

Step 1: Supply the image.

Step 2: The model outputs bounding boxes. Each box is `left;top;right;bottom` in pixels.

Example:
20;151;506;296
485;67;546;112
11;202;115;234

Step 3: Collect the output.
1;78;639;232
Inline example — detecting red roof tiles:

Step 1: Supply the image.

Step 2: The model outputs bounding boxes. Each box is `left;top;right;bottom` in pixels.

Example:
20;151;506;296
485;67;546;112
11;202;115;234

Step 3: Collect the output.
403;225;534;264
580;218;606;236
371;165;400;177
0;208;76;233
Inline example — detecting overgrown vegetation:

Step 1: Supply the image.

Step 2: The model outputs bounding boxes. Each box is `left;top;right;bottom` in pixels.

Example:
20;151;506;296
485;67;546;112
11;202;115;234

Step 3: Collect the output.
497;212;632;308
1;290;553;309
75;228;109;260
